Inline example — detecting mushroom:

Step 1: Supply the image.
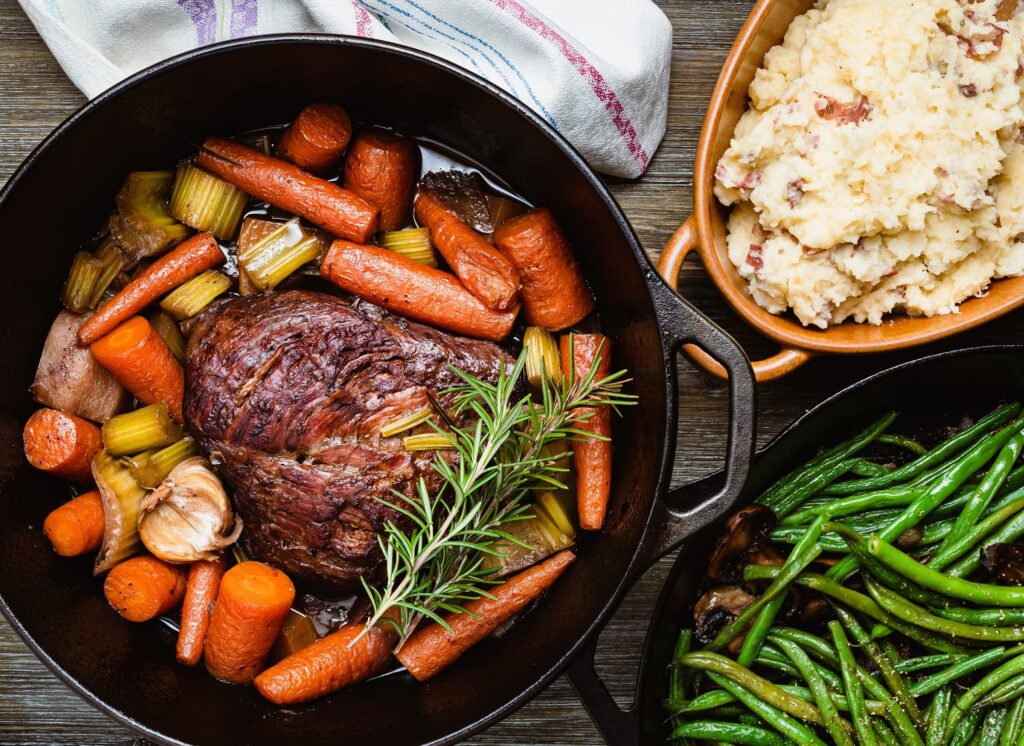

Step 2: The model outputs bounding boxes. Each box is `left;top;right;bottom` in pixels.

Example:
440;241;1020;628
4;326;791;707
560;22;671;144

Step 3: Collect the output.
138;457;242;563
707;505;777;581
693;584;758;644
981;542;1024;585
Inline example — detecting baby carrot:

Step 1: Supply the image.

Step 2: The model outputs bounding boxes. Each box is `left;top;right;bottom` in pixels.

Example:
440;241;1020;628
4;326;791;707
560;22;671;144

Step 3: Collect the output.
396;550;575;681
255;623;395;705
204;561;295;685
90;316;185;422
43;490;105;557
345;130;418;231
560;334;613;530
176;556;228;666
78;232;223;345
277;102;352;174
23;407;103;482
103;555;187;622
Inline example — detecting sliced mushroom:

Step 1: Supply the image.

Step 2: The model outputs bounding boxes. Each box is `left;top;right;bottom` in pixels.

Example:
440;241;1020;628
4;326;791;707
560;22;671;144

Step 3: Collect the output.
707;505;777;581
693;584;758;644
981;542;1024;585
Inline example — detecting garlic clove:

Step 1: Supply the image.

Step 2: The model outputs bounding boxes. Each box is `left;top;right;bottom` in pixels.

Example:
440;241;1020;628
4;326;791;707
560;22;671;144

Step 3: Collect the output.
138;456;242;563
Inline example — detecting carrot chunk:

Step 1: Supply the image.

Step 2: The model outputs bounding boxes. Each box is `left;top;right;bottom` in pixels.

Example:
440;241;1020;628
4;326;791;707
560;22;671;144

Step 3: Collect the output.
23;407;103;482
254;623;395;705
396;550;575;681
560;334;612;530
77;232;224;345
103;555;187;622
90;316;185;423
277;103;352;174
43;490;105;557
176;556;228;666
344;130;418;231
203;561;295;685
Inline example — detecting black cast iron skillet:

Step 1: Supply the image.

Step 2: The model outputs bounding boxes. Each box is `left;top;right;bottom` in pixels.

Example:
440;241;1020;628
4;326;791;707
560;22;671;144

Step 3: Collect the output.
571;345;1024;744
0;36;757;745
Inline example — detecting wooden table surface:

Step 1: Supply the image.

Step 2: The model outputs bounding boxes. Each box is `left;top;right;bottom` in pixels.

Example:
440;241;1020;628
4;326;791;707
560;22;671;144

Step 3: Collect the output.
3;1;1024;744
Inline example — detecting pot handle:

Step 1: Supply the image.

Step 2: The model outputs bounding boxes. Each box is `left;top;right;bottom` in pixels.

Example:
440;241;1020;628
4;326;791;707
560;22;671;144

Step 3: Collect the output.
567;260;757;745
658;216;813;382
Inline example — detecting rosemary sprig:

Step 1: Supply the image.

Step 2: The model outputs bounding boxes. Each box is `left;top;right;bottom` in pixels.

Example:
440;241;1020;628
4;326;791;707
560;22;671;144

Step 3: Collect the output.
357;347;634;648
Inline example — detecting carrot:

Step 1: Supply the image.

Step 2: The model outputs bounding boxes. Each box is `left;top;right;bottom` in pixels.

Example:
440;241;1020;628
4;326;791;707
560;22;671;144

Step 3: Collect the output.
203;561;295;684
176;556;228;666
196;136;378;243
396;550;576;681
78;232;223;345
103;555;187;622
43;490;105;557
344;130;418;231
255;623;395;705
277;103;352;174
321;240;518;342
90;316;185;422
23;407;103;482
560;334;612;530
414;190;521;311
493;208;593;330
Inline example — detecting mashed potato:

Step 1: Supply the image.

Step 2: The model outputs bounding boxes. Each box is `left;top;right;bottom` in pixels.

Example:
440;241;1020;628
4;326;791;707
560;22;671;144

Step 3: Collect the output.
715;0;1024;328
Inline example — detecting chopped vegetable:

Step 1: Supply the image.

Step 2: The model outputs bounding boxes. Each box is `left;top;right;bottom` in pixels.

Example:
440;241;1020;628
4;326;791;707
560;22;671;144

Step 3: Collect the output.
403;432;455;451
168;162;248;240
88;237;128;309
523;326;561;387
92;449;147;574
268;609;318;664
380;406;433;438
125;437;199;489
417;169;493;233
379;227;437;267
203;561;296;684
344;130;418;231
110;171;191;264
159;269;231;320
176;556;228;666
238;217;324;291
276;102;352;174
23;407;103;482
78;231;225;345
138;457;242;563
101;403;183;457
61;251;103;314
43;490;105;557
482;501;574;577
147;310;187;362
103;555;187;622
90;316;185;422
537;490;576;537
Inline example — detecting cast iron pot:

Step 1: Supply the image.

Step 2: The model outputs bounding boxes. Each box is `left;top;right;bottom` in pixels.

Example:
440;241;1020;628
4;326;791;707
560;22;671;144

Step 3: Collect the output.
0;37;757;745
570;344;1024;744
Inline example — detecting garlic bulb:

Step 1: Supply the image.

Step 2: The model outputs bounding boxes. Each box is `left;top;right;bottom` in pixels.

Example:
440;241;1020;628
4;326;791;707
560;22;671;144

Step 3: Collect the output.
138;457;242;563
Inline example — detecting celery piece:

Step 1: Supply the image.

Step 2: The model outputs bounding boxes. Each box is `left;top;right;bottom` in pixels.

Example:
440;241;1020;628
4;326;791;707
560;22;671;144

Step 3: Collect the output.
88;237;128;309
93;449;146;574
238;217;323;290
169;162;248;240
125;437;199;489
537;490;576;539
148;310;187;362
102;403;184;457
159;269;232;321
403;432;456;451
523;326;561;387
380;407;434;438
111;171;192;264
61;250;103;314
380;227;437;267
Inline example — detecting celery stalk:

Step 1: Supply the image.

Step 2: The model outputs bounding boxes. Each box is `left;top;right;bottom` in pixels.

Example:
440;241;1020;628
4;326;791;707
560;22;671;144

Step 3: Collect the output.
380;407;433;438
159;269;232;320
125;437;199;488
102;403;183;457
238;217;324;290
111;171;192;264
523;327;561;387
62;251;103;314
148;311;187;362
403;433;456;451
169;162;248;240
88;237;127;309
93;449;146;574
380;227;437;266
537;490;576;538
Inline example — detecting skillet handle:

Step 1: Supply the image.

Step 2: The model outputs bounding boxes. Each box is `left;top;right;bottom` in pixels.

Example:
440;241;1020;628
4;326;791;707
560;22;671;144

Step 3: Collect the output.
567;262;756;745
659;216;813;382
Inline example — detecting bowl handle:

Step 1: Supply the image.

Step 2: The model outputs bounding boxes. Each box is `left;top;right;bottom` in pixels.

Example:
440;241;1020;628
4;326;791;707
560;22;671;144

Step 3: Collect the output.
658;216;813;382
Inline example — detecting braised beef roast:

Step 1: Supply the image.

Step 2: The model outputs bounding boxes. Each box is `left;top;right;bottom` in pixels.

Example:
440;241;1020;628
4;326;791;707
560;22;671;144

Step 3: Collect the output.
184;290;513;589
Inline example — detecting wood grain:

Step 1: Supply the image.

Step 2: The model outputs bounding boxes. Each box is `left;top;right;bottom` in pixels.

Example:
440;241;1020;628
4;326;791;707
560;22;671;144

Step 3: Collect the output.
2;0;1023;743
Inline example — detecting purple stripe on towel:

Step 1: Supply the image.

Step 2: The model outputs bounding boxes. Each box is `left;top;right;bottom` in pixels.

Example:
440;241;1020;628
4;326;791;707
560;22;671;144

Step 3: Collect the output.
230;0;259;38
177;0;217;45
352;1;375;38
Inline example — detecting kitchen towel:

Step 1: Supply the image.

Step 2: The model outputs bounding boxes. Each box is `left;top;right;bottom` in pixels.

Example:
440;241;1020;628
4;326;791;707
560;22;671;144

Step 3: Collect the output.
17;0;672;178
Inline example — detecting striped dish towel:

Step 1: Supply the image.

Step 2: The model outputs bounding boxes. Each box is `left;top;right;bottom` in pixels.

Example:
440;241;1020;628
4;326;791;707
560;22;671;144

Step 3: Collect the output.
17;0;672;178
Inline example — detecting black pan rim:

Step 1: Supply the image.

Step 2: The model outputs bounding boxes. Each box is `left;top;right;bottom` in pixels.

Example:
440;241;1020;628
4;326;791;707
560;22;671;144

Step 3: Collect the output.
0;34;682;746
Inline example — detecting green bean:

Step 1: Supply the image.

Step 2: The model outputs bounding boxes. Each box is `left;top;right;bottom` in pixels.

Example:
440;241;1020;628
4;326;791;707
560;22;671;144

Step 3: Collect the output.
754;653;803;680
829;620;878;746
977;672;1024;708
867;533;1024;606
679;686;885;717
822;403;1020;496
979;708;1010;746
950;710;982;746
769;628;839;670
853;459;894;477
998;696;1024;746
871;717;900;746
857;670;925;746
782;486;925;526
706;672;827;746
669;720;791;746
738;593;787;668
761;642;842;689
774;637;854;746
773;458;882;519
866;578;1024;642
935;605;1024;627
907;646;1007;698
667;629;692;728
928;492;1024;571
947;651;1024;733
941;426;1024;552
877;433;929;457
708;516;827;652
946;495;1024;578
894;653;966;673
926;686;952;746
